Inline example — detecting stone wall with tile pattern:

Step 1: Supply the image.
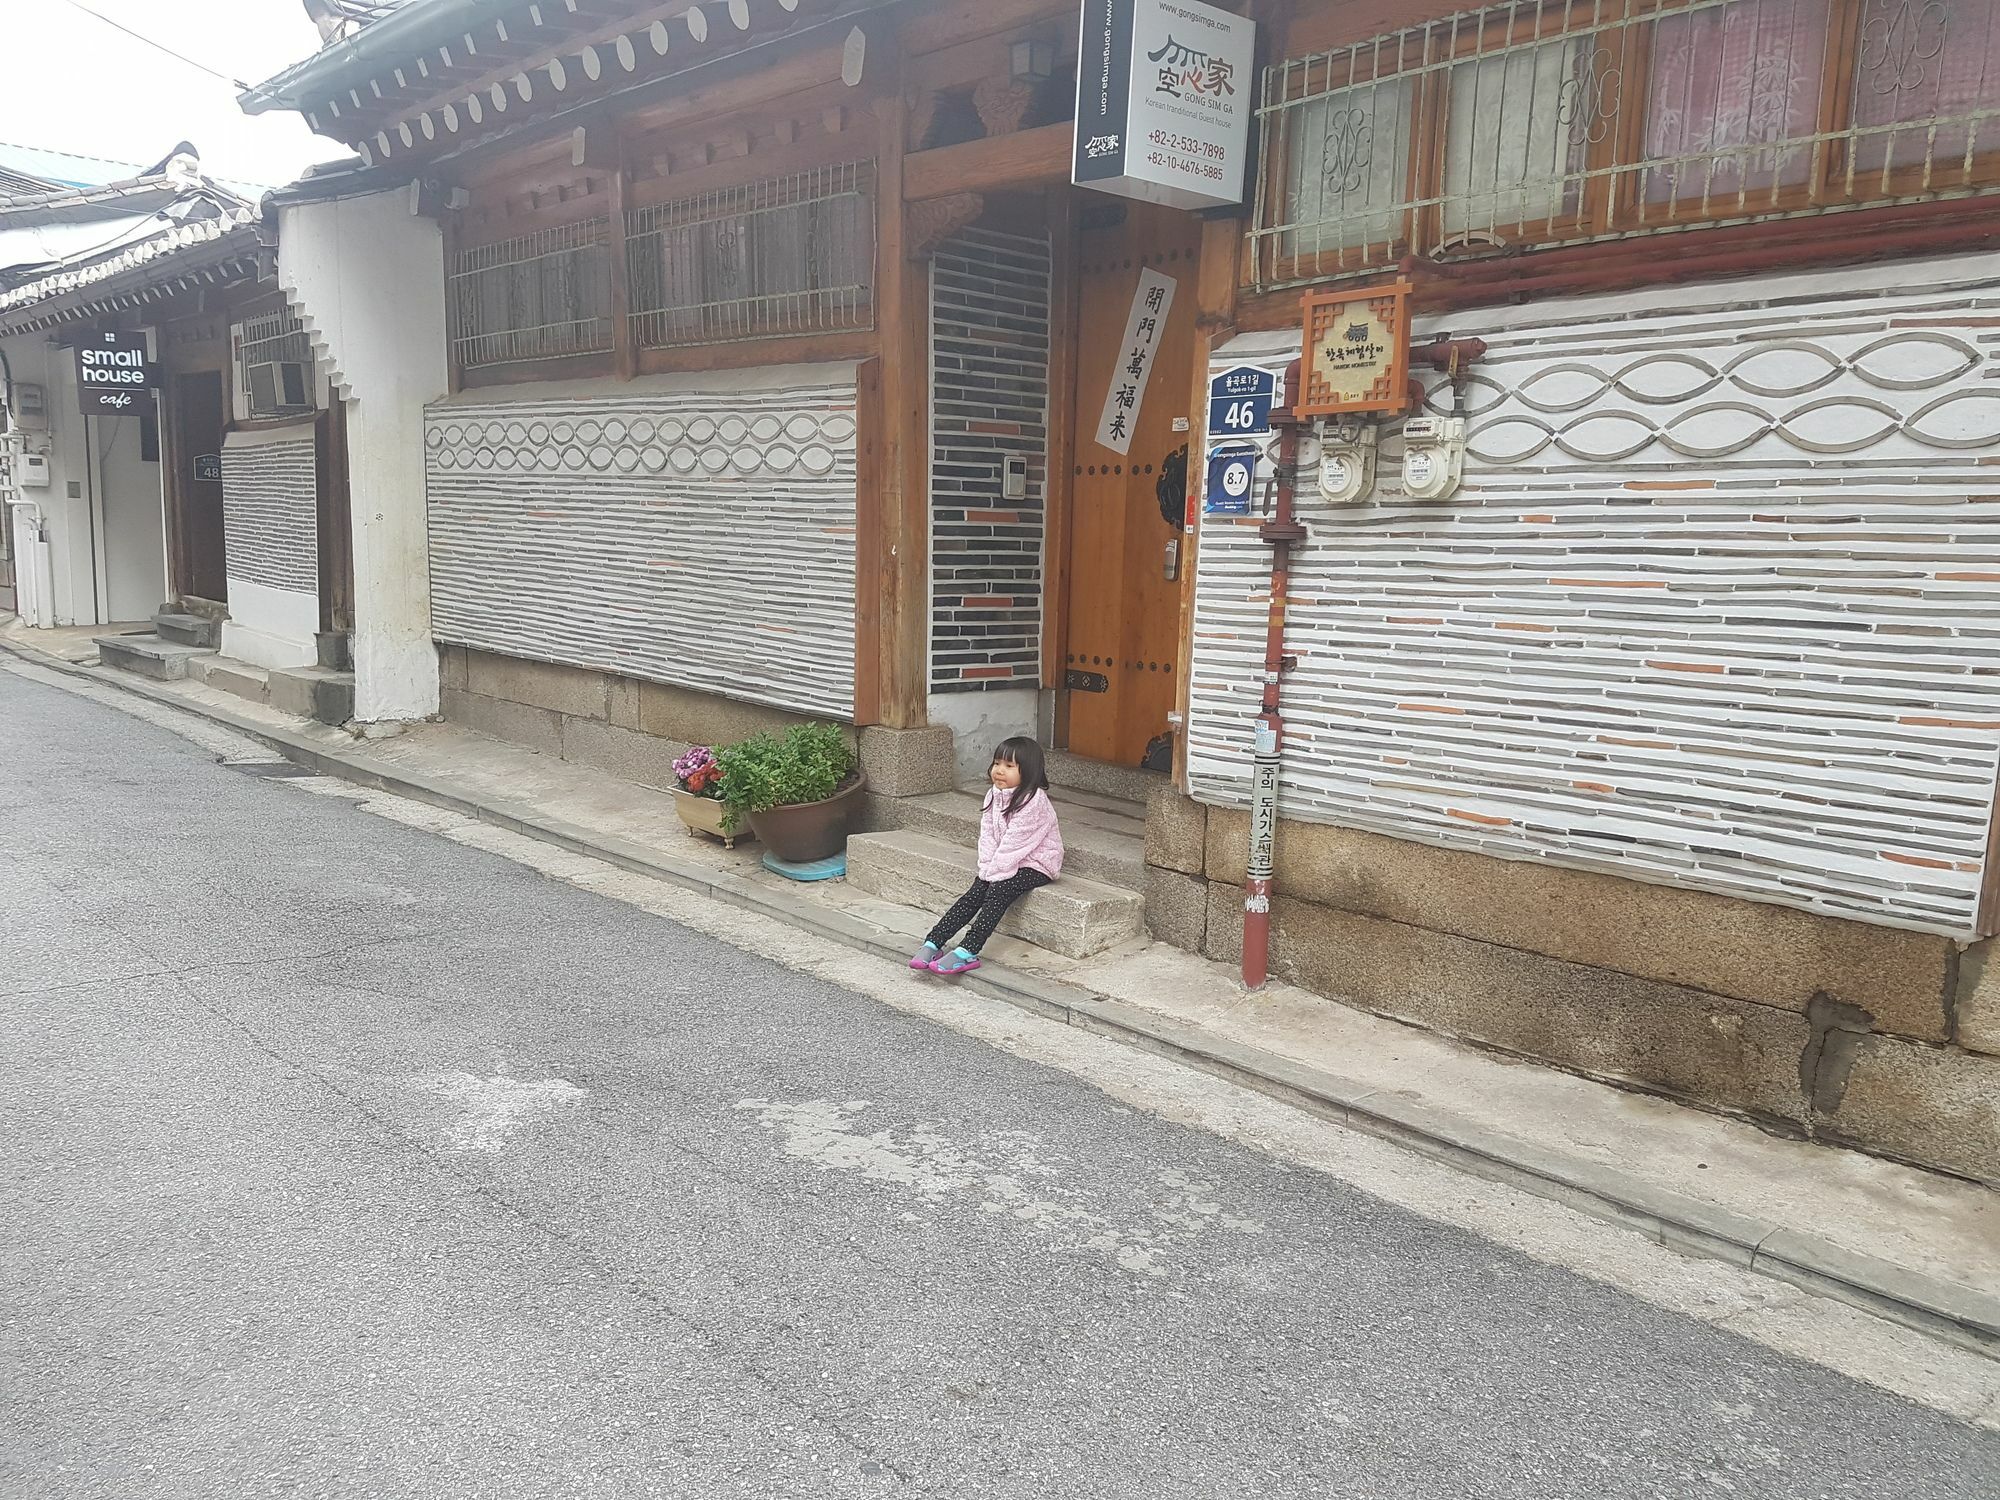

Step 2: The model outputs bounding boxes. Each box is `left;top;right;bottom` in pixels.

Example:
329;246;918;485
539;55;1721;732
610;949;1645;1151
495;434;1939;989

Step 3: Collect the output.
1189;254;2000;939
424;369;858;720
928;227;1052;692
221;425;318;595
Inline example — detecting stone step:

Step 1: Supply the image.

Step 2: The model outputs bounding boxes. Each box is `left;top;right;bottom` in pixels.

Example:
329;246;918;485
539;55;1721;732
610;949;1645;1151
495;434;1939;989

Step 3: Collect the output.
153;611;220;648
187;655;270;705
1046;748;1169;805
845;830;1145;960
269;665;355;726
95;634;214;681
868;787;1147;889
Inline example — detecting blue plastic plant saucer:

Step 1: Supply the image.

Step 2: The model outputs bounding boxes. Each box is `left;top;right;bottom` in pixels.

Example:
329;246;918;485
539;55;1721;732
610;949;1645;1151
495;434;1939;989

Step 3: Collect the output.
762;851;847;882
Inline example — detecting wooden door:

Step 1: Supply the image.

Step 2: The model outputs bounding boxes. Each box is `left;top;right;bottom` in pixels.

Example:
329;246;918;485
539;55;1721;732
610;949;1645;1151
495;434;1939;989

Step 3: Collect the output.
167;371;228;604
1061;201;1201;766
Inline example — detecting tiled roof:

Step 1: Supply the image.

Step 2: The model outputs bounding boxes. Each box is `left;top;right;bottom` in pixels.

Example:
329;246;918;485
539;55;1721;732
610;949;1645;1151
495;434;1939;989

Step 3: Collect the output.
0;205;260;318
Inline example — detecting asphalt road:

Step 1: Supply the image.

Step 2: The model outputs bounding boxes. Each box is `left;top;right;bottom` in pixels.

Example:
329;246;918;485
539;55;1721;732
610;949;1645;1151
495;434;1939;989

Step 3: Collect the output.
3;665;1996;1500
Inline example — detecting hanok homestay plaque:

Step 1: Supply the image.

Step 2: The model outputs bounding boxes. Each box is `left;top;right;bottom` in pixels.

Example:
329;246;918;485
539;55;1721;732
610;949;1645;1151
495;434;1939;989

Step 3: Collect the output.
1296;281;1412;417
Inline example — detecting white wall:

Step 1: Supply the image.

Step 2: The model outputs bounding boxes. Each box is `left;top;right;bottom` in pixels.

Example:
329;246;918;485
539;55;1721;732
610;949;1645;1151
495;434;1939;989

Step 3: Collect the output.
0;331;164;627
278;190;447;723
926;687;1041;787
218;422;319;669
94;403;166;622
1187;250;2000;940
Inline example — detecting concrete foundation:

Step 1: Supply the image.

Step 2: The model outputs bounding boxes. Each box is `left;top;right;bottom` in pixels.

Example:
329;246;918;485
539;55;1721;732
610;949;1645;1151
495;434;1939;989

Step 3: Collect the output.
1146;788;2000;1185
438;644;959;800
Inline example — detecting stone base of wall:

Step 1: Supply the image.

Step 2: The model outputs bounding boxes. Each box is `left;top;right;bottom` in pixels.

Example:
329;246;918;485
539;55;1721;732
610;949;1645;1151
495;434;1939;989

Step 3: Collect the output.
437;644;956;798
1145;786;2000;1186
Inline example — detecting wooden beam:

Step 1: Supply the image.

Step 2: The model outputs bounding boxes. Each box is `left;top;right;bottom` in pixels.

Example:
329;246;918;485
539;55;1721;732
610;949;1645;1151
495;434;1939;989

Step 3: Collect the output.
903;120;1070;201
1170;211;1244;790
1040;183;1077;695
868;58;930;730
607;138;635;381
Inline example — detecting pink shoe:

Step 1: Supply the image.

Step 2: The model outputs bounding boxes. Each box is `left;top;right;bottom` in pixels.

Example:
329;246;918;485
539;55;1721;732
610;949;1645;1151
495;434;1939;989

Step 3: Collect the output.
909;944;940;970
929;950;982;976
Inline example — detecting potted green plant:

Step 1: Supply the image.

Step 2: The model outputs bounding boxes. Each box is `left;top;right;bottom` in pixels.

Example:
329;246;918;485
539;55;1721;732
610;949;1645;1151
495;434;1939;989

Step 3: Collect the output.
670;746;744;849
717;722;864;864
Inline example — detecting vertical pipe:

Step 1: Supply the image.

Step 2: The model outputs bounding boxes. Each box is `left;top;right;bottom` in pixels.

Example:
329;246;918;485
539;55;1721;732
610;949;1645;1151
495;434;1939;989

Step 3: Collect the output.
1243;358;1307;991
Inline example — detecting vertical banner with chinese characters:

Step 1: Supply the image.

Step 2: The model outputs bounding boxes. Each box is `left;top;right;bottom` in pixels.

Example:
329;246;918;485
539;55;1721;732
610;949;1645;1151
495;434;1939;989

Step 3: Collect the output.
1095;268;1177;454
1072;0;1256;211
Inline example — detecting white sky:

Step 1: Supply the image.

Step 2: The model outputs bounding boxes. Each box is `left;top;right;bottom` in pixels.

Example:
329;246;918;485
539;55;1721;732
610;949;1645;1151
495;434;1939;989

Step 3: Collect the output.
0;1;352;191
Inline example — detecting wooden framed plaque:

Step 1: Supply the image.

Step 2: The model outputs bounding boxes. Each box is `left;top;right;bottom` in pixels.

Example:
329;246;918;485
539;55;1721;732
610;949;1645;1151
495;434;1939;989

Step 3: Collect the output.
1296;281;1412;417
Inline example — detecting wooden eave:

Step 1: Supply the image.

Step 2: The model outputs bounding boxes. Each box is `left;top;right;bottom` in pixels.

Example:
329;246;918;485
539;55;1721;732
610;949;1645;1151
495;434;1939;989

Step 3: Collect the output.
303;0;895;175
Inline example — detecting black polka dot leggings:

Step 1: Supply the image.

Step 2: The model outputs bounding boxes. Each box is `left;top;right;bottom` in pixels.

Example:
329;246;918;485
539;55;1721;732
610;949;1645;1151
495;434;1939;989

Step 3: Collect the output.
925;870;1052;954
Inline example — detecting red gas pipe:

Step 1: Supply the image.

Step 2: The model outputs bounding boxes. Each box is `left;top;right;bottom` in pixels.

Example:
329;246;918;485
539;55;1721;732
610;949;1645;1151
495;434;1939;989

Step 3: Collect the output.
1242;358;1307;991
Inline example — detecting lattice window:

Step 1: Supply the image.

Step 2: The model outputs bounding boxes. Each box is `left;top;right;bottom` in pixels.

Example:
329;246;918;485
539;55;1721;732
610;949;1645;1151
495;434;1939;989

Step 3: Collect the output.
1251;0;2000;288
626;162;875;349
233;310;316;419
449;218;614;368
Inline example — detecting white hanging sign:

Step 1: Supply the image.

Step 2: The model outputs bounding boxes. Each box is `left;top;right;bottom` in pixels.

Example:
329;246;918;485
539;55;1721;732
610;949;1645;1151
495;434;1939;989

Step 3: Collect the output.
1073;0;1256;211
1094;267;1176;455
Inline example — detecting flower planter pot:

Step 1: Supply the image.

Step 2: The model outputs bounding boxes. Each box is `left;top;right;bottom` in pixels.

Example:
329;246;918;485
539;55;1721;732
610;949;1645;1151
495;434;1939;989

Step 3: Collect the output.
744;773;867;864
672;788;744;850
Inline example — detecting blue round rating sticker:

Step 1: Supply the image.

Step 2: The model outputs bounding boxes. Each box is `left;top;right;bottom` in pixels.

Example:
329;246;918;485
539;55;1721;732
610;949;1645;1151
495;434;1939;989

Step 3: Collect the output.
1205;445;1259;515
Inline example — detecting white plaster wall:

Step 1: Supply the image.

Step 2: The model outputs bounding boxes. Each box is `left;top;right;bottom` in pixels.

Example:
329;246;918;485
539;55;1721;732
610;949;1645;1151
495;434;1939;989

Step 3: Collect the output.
278;190;447;723
221;578;318;669
927;687;1041;787
1188;250;2000;939
93;403;166;622
0;332;163;627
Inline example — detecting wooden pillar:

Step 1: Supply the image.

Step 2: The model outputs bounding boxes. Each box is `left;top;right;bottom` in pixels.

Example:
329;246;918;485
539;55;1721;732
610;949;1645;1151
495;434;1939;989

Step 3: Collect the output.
866;53;930;730
1172;212;1245;789
606;135;635;382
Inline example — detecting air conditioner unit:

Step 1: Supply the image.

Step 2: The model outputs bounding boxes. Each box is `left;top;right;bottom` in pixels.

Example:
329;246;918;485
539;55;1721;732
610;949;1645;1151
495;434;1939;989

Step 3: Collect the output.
247;360;312;413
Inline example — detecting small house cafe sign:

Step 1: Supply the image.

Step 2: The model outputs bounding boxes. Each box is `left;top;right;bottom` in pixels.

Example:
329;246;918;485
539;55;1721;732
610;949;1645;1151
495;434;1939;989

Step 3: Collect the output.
76;330;151;415
1072;0;1256;211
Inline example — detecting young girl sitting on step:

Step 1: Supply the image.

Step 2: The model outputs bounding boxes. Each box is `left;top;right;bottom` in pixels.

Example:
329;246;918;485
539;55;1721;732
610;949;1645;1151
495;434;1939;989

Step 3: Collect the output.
911;736;1064;976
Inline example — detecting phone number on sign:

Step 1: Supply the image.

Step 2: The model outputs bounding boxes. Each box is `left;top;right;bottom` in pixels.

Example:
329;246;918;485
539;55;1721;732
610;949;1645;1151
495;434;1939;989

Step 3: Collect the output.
1148;129;1225;160
1145;150;1225;182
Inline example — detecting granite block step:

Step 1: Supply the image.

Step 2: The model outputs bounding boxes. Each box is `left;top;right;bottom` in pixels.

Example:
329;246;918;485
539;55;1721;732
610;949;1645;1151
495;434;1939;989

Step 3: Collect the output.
845;830;1145;959
95;634;213;681
866;787;1147;889
153;612;220;648
269;665;355;726
187;655;270;705
1046;748;1169;806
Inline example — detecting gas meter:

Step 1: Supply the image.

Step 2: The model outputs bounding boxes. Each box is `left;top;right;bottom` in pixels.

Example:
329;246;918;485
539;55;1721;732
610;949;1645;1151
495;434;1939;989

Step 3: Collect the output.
1312;417;1377;506
1400;415;1466;501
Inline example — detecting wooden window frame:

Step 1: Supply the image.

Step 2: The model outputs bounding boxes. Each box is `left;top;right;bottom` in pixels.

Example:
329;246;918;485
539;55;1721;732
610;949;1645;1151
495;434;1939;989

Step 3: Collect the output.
1252;0;2000;290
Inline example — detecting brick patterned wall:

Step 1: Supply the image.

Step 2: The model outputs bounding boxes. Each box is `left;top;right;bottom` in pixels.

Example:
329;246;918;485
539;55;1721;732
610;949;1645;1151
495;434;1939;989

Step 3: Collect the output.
221;425;319;596
928;228;1051;692
425;369;858;720
1188;253;2000;938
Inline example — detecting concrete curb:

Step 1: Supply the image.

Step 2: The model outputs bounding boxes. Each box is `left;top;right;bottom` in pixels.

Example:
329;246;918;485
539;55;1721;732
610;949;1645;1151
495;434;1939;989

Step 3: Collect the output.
7;636;1996;1360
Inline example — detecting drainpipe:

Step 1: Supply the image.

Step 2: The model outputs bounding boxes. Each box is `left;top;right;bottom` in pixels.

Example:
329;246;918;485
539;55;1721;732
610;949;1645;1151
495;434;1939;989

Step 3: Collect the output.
1243;358;1307;991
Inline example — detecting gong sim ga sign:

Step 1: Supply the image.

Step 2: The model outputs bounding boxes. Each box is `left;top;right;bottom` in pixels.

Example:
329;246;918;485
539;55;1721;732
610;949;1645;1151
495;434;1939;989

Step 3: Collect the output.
76;331;153;415
1296;281;1414;418
1073;0;1256;211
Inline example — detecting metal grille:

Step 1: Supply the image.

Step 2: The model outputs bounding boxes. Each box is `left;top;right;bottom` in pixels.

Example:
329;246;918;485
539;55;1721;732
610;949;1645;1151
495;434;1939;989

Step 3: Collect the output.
1250;0;2000;288
626;162;875;348
450;219;613;367
235;310;314;416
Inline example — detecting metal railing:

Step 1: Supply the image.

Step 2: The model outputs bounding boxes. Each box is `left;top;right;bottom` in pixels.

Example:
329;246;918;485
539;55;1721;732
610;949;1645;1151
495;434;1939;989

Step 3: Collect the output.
235;309;314;415
626;161;875;348
1249;0;2000;288
449;218;613;367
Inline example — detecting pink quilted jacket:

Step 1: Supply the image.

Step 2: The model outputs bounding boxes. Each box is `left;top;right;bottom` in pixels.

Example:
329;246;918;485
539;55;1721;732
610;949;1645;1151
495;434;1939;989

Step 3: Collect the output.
978;787;1064;882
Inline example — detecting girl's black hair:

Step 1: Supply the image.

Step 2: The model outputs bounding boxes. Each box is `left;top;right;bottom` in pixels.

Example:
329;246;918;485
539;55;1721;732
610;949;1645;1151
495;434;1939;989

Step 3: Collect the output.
992;736;1050;817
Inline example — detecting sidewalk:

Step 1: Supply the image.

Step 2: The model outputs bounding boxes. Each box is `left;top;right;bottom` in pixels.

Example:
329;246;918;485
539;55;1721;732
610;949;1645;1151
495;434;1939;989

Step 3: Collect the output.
4;618;1996;1359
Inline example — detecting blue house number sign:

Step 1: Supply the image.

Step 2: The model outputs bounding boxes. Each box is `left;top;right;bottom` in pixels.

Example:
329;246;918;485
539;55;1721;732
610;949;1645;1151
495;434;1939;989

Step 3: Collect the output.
1207;365;1275;438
